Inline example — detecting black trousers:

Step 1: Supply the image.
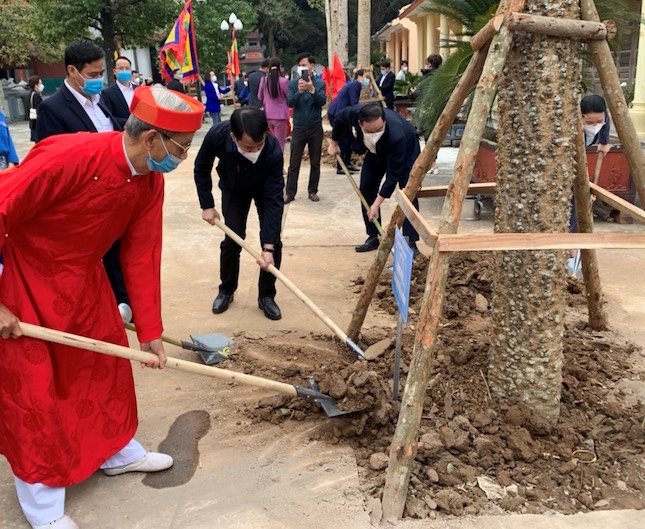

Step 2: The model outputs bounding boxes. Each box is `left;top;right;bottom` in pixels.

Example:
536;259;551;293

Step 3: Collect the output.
219;188;282;298
286;124;323;197
103;239;130;306
360;154;419;242
329;116;354;170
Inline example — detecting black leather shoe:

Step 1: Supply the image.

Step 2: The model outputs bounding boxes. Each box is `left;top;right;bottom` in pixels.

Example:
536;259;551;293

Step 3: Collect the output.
347;164;360;172
258;296;282;320
284;194;294;204
355;237;379;252
212;292;234;314
409;241;421;258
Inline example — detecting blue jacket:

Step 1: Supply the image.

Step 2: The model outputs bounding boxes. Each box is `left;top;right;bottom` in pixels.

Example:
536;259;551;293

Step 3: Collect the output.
327;80;362;122
331;104;419;198
287;76;327;128
0;112;19;164
204;81;230;113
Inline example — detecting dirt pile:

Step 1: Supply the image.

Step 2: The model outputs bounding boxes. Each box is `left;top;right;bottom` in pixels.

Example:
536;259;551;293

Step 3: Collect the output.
222;252;645;519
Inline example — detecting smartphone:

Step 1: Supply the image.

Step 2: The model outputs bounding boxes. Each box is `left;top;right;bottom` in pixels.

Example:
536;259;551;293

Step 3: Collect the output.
300;69;309;82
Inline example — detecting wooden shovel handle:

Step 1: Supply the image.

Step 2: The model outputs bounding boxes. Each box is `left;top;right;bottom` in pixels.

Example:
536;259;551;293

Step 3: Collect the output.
20;322;297;397
592;149;606;185
213;218;364;359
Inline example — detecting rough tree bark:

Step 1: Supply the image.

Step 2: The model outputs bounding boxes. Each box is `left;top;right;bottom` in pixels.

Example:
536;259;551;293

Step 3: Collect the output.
330;0;349;66
357;0;371;69
489;0;582;424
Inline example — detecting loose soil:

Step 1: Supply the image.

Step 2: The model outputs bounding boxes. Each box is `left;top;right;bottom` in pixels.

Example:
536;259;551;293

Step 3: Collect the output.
214;252;645;520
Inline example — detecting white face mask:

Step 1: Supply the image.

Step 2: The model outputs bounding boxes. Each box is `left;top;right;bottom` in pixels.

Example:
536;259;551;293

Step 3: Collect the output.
583;123;603;137
362;125;386;154
37;83;44;93
235;141;263;164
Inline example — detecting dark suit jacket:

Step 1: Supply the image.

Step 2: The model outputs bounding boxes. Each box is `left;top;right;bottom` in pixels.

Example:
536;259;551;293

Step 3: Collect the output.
36;83;122;142
167;79;185;93
100;83;131;128
247;70;266;108
377;71;395;109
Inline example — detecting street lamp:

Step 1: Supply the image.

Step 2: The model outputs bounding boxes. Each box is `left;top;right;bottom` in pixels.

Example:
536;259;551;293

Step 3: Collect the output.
222;13;243;86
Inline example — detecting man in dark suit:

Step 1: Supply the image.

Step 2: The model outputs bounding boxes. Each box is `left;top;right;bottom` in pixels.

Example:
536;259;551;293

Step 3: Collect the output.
100;55;136;128
233;73;247;105
377;60;395;110
328;103;420;255
167;69;185;93
247;59;269;108
327;69;367;174
36;39;131;321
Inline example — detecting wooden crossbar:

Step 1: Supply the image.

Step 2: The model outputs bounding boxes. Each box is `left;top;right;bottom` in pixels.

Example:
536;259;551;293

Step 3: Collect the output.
417;182;497;198
589;182;645;224
393;189;437;246
438;232;645;252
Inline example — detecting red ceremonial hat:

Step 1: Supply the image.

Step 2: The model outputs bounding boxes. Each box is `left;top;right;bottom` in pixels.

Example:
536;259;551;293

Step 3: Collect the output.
130;86;204;133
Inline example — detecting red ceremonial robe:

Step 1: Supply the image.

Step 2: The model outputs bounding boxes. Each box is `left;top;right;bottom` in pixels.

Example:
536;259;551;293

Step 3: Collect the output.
0;131;164;487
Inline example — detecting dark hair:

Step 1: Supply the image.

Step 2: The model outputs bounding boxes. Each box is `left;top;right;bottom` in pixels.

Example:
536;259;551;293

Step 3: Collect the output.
65;40;105;71
296;52;312;64
261;59;270;69
580;94;607;115
354;69;365;79
380;60;390;68
267;57;283;99
426;54;442;70
358;103;385;124
230;107;268;142
28;75;41;90
172;68;181;76
401;60;408;66
115;55;132;67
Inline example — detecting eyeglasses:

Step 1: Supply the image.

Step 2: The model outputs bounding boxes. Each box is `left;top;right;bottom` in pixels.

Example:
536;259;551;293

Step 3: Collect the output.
160;133;191;154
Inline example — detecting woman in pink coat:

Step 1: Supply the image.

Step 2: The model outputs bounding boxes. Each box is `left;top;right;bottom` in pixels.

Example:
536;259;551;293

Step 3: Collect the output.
258;57;290;151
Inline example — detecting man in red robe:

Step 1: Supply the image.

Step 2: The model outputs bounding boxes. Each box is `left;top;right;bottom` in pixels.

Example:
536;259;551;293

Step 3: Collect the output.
0;85;204;529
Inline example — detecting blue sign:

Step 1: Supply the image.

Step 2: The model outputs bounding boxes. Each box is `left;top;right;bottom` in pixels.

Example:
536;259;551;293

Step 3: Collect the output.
392;227;414;325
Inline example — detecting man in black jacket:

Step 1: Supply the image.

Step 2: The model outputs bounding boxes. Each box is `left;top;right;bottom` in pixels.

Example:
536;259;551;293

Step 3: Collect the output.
247;60;269;108
377;60;395;110
167;69;185;93
328;103;420;255
36;40;132;320
194;107;284;320
100;55;136;128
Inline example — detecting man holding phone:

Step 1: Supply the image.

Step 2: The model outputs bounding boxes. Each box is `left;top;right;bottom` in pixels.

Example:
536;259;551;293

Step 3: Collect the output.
285;52;327;203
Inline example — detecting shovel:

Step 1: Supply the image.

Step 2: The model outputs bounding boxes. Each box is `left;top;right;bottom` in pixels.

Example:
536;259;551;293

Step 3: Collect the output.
336;155;385;237
123;321;232;365
20;322;357;418
213;219;366;359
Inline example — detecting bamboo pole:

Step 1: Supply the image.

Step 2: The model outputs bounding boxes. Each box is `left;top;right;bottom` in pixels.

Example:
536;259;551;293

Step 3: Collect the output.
381;16;519;520
507;13;609;40
581;0;645;208
346;45;489;342
574;116;609;330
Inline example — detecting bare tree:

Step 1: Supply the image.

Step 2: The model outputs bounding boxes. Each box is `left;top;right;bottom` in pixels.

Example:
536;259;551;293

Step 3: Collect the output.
489;0;582;424
357;0;371;69
330;0;349;66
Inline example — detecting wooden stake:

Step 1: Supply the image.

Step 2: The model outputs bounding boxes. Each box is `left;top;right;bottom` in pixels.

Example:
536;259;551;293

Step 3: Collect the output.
392;189;437;246
507;13;609;40
381;14;519;520
581;0;645;208
417;182;496;197
574;116;608;330
346;45;489;343
589;182;645;223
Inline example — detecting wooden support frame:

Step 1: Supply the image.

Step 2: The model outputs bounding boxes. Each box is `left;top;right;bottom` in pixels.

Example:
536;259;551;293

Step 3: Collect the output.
393;190;437;246
506;13;611;40
590;182;645;224
417;182;496;198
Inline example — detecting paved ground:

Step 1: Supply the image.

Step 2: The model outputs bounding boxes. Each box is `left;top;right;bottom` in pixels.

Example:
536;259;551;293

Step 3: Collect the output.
1;108;644;528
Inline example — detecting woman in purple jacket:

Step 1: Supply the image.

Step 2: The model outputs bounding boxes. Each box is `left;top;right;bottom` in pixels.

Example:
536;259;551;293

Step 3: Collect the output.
258;57;290;151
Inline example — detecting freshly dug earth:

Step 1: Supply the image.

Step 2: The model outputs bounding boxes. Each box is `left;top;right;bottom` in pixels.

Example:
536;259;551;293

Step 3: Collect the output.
219;252;645;520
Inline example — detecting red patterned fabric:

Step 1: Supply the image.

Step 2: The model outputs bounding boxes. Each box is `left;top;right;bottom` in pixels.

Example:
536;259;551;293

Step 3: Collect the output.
0;131;164;487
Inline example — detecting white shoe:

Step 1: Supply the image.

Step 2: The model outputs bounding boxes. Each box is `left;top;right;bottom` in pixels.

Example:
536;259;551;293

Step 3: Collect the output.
103;452;173;476
32;515;79;529
118;303;132;323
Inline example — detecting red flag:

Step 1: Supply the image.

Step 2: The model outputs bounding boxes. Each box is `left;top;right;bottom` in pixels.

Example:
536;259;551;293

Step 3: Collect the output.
321;66;332;98
330;53;347;100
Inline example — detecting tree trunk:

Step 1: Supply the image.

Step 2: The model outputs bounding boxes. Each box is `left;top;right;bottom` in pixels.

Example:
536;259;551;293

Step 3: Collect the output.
330;0;349;66
325;0;333;66
100;10;116;83
489;0;581;424
357;0;370;69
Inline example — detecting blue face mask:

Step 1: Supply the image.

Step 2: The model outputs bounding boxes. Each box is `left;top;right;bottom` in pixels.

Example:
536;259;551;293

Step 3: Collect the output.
116;71;132;83
82;77;104;96
146;135;182;173
361;78;370;87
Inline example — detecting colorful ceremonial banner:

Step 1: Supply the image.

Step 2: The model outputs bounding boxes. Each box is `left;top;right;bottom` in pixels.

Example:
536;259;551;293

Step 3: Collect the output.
159;0;200;84
226;28;240;84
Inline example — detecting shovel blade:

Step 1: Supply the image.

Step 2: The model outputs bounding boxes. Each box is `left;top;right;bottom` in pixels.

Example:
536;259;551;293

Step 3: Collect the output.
190;333;234;365
294;380;359;417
